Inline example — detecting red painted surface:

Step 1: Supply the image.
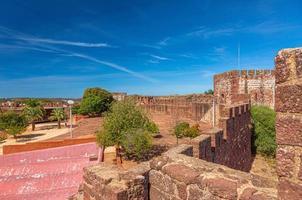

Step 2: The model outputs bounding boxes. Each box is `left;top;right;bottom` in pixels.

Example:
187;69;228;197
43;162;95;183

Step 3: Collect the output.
0;143;98;200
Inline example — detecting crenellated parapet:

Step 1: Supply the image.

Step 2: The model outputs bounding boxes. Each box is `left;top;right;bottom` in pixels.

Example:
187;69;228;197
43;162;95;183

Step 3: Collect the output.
214;69;275;108
191;103;252;172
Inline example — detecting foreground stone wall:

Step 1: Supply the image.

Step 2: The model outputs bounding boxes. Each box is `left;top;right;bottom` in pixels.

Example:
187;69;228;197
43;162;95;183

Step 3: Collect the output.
76;145;277;200
191;103;252;172
133;94;214;124
149;145;277;200
214;70;275;108
77;162;150;200
275;48;302;199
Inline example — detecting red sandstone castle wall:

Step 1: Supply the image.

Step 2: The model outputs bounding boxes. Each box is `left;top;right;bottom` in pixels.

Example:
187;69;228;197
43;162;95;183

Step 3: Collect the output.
191;103;252;172
275;48;302;199
132;94;215;124
214;69;275;108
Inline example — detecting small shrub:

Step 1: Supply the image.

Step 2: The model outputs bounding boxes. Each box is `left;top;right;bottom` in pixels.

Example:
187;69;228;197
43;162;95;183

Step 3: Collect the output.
186;126;199;139
121;129;152;160
145;121;159;135
251;106;276;158
173;122;200;144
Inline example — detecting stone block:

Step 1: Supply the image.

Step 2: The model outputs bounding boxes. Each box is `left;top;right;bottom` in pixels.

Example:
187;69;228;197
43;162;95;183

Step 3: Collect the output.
275;48;302;84
162;163;200;185
149;170;177;195
275;84;302;113
202;178;237;199
276;114;302;146
278;178;302;200
186;184;204;200
149;156;168;170
276;146;295;178
239;188;257;200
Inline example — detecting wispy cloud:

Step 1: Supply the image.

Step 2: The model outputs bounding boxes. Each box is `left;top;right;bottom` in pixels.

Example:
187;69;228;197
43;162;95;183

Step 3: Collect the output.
148;59;160;64
187;21;300;39
179;53;198;59
150;54;171;61
157;37;170;46
20;37;112;47
0;44;57;53
0;26;157;83
140;44;162;49
187;26;235;38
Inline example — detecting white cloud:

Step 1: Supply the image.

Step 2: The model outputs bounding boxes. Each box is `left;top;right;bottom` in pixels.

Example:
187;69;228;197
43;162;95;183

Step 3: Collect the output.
0;26;157;83
157;37;170;46
150;54;170;60
187;21;300;39
19;37;112;48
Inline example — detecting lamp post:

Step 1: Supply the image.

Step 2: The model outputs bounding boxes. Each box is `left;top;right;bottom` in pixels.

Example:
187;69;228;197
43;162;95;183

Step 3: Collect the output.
67;100;74;138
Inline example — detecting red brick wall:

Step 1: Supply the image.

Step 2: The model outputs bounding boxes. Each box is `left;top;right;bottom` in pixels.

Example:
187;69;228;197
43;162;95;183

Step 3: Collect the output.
275;48;302;199
3;136;96;155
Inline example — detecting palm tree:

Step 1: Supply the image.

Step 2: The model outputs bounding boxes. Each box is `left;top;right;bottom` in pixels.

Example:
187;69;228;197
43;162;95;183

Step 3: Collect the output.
49;108;66;129
23;99;44;131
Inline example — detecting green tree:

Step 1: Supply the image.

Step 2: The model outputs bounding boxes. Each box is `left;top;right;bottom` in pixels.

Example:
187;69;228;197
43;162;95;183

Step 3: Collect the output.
96;100;158;163
79;87;114;116
173;122;190;144
49;108;66;129
204;89;214;95
251;106;276;158
0;112;28;139
23;99;44;131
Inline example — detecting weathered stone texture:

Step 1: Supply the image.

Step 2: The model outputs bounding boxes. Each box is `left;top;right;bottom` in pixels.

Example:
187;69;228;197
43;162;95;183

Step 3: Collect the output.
276;114;302;146
80;162;150;200
278;178;302;200
275;48;302;199
275;84;302;113
147;145;277;200
214;69;275;108
276;146;295;178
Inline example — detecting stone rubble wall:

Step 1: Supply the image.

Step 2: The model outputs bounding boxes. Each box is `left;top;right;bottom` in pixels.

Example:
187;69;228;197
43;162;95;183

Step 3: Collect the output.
75;145;277;200
132;94;214;124
191;103;252;172
149;145;277;200
275;48;302;199
214;69;275;108
77;162;150;200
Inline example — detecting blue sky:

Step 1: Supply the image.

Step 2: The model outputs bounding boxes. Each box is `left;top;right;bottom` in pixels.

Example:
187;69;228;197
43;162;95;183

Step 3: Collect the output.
0;0;301;98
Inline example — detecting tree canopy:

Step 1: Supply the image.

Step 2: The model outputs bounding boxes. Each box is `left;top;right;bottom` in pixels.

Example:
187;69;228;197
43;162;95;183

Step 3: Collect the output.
49;108;66;129
0;112;28;138
23;99;44;131
96;100;158;161
79;87;114;116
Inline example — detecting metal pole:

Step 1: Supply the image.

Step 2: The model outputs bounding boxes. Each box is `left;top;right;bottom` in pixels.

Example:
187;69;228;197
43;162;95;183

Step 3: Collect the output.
212;99;215;127
70;105;73;138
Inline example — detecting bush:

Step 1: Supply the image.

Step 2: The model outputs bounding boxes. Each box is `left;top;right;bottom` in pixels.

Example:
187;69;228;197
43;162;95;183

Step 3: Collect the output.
251;106;276;158
0;112;28;138
121;129;152;160
145;121;159;135
79;87;114;116
173;122;200;144
96;100;157;162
